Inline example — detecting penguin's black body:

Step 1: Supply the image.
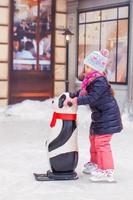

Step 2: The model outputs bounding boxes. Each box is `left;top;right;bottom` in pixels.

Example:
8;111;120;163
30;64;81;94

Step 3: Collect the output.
34;93;78;181
49;120;78;174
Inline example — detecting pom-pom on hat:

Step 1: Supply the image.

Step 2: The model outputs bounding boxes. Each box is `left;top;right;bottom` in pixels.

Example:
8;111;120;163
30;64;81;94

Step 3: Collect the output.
83;49;109;72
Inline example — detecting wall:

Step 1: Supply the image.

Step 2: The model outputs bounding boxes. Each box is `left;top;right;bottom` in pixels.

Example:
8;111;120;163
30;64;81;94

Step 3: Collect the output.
0;0;68;104
78;0;129;10
68;0;130;112
67;0;78;93
0;0;10;106
127;0;133;115
54;0;67;96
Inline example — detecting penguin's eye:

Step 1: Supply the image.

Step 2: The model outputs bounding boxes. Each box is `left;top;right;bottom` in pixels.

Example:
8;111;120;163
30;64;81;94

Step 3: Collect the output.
58;94;66;108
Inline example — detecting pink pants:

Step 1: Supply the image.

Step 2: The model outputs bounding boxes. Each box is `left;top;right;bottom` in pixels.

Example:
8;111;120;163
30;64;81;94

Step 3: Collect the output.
89;134;114;170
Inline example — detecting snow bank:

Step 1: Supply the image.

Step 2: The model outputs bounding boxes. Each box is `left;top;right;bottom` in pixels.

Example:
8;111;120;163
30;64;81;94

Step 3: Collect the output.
0;99;52;121
0;99;91;124
0;99;132;128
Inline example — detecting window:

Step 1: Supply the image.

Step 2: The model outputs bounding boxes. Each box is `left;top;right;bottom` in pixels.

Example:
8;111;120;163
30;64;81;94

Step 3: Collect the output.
78;6;129;84
13;0;52;71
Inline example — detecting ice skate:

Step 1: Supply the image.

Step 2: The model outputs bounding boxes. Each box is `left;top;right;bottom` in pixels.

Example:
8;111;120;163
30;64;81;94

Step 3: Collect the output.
89;169;116;183
82;162;98;174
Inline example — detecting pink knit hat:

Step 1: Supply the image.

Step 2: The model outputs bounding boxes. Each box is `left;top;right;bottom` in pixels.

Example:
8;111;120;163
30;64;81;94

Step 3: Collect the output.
84;49;109;72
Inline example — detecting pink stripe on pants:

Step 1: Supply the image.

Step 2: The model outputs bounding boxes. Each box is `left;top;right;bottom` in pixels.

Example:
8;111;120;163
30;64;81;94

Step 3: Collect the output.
89;134;114;170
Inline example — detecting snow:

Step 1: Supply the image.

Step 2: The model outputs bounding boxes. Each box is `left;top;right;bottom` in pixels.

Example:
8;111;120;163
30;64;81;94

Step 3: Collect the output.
0;99;133;200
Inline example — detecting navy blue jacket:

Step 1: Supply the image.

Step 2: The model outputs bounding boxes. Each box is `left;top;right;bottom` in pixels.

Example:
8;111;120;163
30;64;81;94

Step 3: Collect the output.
73;76;123;135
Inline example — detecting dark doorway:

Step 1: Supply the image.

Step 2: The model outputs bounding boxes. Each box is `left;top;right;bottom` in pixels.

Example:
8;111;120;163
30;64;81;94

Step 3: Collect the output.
9;0;55;104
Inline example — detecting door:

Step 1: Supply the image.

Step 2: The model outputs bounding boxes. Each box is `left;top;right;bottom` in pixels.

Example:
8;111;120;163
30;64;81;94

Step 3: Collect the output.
9;0;55;104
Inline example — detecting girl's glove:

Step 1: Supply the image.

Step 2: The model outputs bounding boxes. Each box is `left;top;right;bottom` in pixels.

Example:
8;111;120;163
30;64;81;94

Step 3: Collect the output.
71;97;77;105
63;98;72;107
63;97;77;107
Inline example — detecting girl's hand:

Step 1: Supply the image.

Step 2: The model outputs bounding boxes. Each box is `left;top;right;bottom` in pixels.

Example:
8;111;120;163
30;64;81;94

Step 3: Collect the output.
63;98;72;107
63;97;77;107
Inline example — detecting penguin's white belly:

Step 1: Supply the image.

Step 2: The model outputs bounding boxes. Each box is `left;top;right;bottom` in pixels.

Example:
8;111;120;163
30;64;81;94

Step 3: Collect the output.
47;120;62;144
48;128;78;158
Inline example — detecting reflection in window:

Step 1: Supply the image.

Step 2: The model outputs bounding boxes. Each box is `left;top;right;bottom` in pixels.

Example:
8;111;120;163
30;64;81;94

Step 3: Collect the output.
102;8;117;20
117;20;128;82
13;0;52;71
119;6;128;18
79;13;85;23
86;11;100;22
78;5;129;84
101;21;117;82
86;23;100;54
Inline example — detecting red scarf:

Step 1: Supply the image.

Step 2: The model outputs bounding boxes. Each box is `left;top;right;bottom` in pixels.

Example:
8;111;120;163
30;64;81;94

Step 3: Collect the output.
50;112;77;127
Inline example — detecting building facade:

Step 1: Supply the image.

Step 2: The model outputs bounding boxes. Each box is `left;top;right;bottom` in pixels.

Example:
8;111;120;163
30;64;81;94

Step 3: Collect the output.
0;0;133;114
0;0;68;104
68;0;133;114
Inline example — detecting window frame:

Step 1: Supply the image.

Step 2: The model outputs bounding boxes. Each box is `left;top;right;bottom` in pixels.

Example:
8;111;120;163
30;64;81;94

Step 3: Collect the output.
77;4;130;85
11;0;54;72
8;0;56;104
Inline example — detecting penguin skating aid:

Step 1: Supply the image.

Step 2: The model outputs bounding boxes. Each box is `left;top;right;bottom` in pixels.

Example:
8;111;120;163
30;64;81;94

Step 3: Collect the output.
33;92;79;181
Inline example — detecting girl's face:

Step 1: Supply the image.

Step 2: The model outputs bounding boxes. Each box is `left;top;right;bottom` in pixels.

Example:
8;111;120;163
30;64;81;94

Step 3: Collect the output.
84;64;94;75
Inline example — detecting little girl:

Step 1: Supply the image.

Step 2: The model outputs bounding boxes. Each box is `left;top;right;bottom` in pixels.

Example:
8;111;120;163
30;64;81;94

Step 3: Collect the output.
64;49;123;182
